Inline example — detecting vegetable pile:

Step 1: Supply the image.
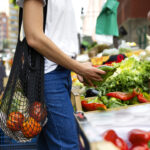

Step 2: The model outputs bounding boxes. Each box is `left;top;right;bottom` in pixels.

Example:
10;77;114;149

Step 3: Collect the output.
81;57;150;111
98;57;150;96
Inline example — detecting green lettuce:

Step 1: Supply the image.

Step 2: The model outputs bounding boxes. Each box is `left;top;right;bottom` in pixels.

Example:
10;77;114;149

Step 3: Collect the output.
97;57;150;96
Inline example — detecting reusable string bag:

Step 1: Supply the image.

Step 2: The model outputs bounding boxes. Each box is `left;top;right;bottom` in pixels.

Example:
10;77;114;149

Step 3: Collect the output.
0;1;48;142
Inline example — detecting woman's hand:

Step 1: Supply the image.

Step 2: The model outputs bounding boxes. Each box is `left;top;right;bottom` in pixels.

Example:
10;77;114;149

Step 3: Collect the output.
77;62;105;86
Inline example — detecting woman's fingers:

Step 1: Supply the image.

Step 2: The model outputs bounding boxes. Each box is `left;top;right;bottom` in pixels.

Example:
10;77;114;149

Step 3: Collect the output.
77;74;84;83
85;78;94;87
94;68;106;75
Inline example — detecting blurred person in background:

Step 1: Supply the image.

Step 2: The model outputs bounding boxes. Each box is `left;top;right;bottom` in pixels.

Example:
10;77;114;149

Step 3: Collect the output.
16;0;106;150
148;11;150;21
0;58;6;95
146;11;150;49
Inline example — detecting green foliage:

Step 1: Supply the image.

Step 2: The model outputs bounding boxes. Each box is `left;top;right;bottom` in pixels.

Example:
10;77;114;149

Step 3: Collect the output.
10;0;19;8
11;0;16;5
97;57;150;96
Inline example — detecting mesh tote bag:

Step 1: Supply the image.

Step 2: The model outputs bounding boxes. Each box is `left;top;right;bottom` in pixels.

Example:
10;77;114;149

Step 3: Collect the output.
0;1;48;142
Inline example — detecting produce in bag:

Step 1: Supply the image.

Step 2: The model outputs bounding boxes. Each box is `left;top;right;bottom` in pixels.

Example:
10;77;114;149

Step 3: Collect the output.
21;117;42;138
30;101;47;122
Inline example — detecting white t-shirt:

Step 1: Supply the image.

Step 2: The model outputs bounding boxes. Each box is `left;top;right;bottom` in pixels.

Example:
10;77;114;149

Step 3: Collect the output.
16;0;79;74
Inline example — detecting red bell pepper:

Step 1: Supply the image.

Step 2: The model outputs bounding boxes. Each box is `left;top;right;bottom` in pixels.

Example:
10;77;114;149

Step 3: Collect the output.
81;100;107;111
137;94;149;103
130;144;149;150
116;137;129;150
128;129;150;146
106;92;136;101
103;129;118;143
133;89;141;95
103;129;128;150
133;89;150;103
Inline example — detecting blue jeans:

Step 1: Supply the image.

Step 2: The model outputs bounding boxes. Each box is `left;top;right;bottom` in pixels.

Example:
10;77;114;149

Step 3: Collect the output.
37;66;79;150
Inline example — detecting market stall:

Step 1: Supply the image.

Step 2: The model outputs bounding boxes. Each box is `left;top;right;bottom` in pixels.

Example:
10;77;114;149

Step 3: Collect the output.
72;46;150;150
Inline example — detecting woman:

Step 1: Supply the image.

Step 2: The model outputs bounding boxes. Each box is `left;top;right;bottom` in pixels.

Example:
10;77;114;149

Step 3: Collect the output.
16;0;105;149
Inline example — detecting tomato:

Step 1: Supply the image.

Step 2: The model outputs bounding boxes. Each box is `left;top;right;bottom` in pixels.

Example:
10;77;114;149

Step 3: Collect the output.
29;102;47;122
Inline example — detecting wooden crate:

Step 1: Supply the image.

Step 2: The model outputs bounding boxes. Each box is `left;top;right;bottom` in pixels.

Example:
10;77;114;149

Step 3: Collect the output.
3;77;8;88
71;88;150;113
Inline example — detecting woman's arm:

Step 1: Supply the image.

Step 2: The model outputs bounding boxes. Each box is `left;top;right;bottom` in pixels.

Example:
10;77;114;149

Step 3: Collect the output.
23;0;105;85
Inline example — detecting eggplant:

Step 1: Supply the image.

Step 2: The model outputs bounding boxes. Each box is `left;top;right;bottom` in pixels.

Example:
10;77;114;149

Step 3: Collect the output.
85;89;99;97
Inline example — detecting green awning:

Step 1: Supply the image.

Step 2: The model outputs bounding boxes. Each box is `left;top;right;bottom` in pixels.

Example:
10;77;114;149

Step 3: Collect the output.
96;0;119;36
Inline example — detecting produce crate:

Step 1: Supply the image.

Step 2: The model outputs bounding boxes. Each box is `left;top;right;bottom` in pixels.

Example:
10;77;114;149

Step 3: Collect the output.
0;129;37;150
71;88;82;112
71;88;150;112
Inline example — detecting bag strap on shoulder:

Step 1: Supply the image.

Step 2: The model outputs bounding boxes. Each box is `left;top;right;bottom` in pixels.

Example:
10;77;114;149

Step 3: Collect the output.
18;0;48;41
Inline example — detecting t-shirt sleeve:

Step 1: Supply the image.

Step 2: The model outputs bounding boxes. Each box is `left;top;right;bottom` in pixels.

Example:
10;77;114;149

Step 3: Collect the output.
16;0;46;8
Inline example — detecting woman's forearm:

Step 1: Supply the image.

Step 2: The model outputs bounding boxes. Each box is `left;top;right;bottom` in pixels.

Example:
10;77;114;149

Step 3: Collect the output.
23;0;83;74
26;32;83;74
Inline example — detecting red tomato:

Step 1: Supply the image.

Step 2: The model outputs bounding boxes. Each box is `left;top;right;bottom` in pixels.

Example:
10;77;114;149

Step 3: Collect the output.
128;129;150;145
29;102;47;122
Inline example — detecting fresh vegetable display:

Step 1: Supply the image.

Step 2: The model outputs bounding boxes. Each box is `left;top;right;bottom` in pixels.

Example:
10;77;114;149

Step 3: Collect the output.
103;129;150;150
81;57;150;111
97;57;150;96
